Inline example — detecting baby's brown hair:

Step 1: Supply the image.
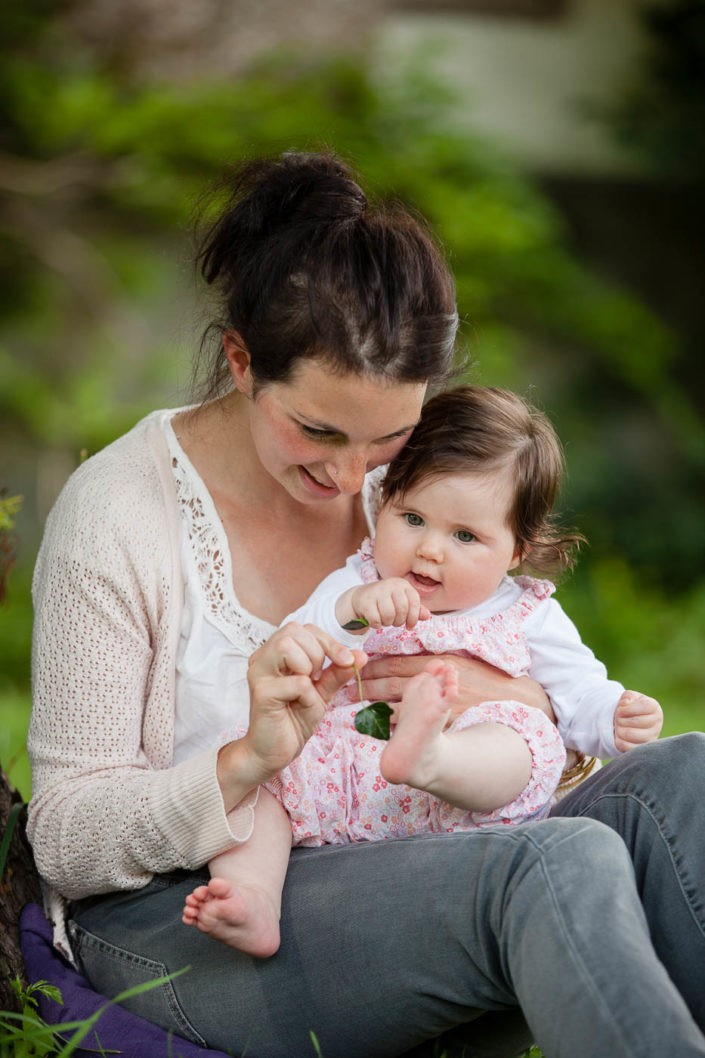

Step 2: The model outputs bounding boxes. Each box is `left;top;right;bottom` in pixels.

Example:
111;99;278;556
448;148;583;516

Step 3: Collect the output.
381;385;584;578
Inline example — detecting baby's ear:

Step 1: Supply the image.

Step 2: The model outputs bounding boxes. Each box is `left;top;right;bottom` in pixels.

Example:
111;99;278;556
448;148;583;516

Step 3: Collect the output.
509;543;525;571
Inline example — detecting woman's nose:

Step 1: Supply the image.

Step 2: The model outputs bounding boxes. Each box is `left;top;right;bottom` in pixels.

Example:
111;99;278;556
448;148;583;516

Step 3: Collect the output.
326;452;368;494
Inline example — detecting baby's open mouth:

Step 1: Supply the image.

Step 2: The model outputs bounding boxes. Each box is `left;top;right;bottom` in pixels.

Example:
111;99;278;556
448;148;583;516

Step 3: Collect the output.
410;572;439;589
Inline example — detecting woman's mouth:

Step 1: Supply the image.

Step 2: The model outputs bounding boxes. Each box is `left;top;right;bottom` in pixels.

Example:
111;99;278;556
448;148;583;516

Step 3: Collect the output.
298;466;340;498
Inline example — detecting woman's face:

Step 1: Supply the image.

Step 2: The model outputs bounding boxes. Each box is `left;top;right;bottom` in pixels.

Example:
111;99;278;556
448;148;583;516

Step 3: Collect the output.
243;359;427;503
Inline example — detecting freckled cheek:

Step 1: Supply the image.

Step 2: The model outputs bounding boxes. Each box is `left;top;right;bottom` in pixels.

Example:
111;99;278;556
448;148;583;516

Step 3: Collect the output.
269;423;320;466
373;438;409;469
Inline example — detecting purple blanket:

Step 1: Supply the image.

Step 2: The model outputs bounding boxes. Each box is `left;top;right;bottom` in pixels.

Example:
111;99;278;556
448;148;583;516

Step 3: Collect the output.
19;903;231;1057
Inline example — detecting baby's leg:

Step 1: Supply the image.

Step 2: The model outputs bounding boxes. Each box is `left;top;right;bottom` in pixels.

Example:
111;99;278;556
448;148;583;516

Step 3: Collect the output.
380;659;533;812
182;787;292;956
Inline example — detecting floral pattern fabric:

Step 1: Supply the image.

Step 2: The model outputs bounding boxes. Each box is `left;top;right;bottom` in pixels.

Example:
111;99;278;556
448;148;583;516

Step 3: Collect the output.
264;539;566;846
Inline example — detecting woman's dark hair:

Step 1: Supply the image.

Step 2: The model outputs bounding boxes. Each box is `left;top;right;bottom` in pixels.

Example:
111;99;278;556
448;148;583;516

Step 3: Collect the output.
193;151;458;396
382;385;585;577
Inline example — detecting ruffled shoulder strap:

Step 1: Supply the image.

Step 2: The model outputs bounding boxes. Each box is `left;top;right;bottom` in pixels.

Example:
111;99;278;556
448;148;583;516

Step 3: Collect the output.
357;536;380;584
509;575;556;615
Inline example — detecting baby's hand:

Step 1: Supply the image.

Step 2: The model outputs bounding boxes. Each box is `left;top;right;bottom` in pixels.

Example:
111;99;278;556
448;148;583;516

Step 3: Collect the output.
614;690;663;752
342;578;431;631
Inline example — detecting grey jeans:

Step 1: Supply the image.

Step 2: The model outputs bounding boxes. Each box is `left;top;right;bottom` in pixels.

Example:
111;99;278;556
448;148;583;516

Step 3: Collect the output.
69;734;705;1058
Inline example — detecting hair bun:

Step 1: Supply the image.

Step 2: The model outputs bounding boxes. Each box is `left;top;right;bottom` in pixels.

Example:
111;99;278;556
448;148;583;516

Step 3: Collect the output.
195;148;456;399
240;152;367;238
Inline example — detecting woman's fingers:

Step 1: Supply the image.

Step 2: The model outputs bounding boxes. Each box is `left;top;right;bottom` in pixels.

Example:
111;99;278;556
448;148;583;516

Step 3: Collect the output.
256;673;327;720
249;623;363;729
273;632;322;677
250;622;355;680
243;627;365;782
243;673;329;772
357;654;432;703
316;648;367;702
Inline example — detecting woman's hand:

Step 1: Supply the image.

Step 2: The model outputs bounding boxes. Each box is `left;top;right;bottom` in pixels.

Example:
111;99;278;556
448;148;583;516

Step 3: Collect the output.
357;653;555;722
217;623;366;810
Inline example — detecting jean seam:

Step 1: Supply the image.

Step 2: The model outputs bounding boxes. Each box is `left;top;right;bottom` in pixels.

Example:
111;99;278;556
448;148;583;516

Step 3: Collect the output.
68;921;208;1047
535;850;631;1053
572;791;705;937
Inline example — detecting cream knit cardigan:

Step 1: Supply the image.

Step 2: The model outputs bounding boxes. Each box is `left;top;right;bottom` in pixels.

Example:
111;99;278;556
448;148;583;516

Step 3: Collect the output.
28;411;258;943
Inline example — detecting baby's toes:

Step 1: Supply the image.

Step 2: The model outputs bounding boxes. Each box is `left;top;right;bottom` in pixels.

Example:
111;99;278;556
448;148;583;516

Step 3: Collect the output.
188;885;210;905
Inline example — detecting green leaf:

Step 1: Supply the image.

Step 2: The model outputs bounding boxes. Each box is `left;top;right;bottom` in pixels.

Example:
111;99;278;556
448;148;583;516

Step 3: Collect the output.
354;701;393;740
0;492;22;532
342;617;369;631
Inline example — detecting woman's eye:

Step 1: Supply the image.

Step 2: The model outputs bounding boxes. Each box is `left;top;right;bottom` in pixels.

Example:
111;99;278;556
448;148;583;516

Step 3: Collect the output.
404;513;424;527
301;424;334;440
455;529;475;543
375;427;413;448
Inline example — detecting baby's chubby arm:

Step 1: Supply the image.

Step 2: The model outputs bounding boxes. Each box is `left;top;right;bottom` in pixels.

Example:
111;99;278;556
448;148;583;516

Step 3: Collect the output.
335;578;431;633
614;690;663;752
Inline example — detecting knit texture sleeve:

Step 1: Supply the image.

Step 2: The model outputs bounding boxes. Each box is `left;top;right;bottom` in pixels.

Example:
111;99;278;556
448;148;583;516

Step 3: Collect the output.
27;421;249;900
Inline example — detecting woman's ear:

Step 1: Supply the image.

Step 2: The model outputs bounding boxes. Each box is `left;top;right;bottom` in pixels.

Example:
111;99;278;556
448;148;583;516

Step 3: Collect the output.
223;330;254;396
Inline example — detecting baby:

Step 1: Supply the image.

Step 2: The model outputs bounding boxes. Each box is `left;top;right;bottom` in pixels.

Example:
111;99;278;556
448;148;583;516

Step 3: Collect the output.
183;385;662;955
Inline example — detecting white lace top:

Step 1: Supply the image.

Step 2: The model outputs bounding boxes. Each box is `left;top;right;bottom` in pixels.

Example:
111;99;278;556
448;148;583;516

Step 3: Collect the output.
163;414;275;763
164;412;385;763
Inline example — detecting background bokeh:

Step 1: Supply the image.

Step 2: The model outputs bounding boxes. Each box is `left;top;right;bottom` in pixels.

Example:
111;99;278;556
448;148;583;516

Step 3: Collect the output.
2;0;704;800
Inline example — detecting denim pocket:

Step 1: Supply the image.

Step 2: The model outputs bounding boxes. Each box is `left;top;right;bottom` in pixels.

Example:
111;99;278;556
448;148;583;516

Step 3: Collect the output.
68;920;208;1047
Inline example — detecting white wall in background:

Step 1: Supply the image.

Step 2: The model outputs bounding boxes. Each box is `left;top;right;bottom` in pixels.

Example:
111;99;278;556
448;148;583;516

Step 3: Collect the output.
378;0;656;174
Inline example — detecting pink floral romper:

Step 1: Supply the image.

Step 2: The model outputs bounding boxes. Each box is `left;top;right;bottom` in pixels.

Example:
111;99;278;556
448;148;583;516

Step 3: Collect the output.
266;541;567;846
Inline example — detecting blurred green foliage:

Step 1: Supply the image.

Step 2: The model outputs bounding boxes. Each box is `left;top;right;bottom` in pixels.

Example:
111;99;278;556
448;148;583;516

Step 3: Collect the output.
1;0;704;797
601;0;705;183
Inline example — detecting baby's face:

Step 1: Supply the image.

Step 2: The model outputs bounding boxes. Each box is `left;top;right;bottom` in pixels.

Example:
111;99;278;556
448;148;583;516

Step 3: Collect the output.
374;470;521;614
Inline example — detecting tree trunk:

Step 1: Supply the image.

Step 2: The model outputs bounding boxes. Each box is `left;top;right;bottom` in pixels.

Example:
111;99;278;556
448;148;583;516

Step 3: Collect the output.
0;767;42;1012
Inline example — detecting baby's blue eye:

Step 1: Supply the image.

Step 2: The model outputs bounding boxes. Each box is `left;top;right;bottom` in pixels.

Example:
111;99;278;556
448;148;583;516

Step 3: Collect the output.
404;512;424;527
455;529;475;543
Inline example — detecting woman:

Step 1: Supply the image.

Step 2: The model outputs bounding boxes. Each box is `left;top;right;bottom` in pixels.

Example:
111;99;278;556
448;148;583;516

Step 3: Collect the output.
28;151;705;1058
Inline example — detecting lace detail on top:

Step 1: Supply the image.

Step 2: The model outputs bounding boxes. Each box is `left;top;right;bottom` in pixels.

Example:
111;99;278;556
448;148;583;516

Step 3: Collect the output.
164;415;274;653
360;468;385;536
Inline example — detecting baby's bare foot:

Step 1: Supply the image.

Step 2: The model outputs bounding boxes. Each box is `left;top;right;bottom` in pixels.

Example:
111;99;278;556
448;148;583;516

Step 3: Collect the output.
380;659;457;789
182;877;281;957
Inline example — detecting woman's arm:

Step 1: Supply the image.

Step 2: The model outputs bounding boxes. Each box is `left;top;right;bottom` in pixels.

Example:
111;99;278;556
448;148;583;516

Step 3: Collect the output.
358;653;555;721
27;460;241;899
